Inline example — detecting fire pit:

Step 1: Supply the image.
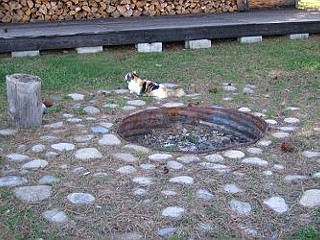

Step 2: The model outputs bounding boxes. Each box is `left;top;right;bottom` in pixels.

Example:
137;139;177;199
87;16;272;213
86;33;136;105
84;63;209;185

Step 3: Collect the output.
117;106;267;153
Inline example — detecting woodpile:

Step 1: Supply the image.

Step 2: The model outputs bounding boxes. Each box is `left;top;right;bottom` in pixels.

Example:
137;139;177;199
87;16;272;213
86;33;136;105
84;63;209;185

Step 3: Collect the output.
249;0;294;8
1;0;238;23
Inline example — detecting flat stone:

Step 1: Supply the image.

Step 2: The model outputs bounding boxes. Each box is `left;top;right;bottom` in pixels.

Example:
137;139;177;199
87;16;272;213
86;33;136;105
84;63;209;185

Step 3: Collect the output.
11;50;39;57
239;36;262;43
273;164;284;170
127;100;146;106
0;129;17;136
222;83;237;91
38;175;60;185
239;225;258;237
0;176;27;187
148;153;172;161
67;118;83;123
161;190;177;196
133;188;148;196
299;189;320;208
167;161;183;170
136;42;162;52
91;126;110;134
253;112;266;118
74;134;95;142
98;122;114;128
238;107;251;112
247;147;263;155
278;126;298;132
113;153;138;163
22;159;48;169
6;153;30;162
302;150;320;159
14;185;52;203
197;223;214;233
76;46;103;54
67;192;95;204
285;107;300;111
98;134;121;146
289;33;309;40
265;119;278;125
104;103;118;108
263;196;288;214
31;144;46;152
83;106;100;114
242;86;255;94
196;189;214;201
162;206;185;218
157;227;177;237
283;117;300;124
283;175;308;183
63;113;74;118
272;132;290;139
44;122;64;129
162;102;184;108
123;144;150;153
185;39;211;49
223;150;245;159
258;140;272;147
132;177;153;185
176;155;200;164
241;157;268;166
51;143;75;151
204;154;224;162
229;200;252;215
169;176;194;185
43;209;69;224
115;232;143;240
114;89;129;94
312;172;320;178
68;93;85;101
140;163;155;170
263;170;273;176
116;165;137;174
122;106;137;111
224;184;244;194
75;148;103;160
45;152;59;159
163;83;179;89
40;135;57;141
200;162;231;173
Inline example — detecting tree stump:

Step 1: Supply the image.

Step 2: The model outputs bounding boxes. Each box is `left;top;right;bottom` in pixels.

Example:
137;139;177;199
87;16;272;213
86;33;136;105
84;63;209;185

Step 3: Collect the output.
6;73;43;128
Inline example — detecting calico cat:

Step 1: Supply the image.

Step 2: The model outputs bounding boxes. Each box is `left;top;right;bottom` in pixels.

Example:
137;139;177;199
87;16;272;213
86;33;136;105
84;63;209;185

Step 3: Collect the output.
124;71;185;98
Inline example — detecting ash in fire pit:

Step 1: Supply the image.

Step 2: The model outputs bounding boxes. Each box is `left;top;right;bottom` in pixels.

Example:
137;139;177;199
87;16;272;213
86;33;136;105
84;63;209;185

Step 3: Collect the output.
117;107;267;153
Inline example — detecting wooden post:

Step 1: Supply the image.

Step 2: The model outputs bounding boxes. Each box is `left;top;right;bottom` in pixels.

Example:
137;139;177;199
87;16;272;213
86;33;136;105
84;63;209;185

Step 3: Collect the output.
6;73;43;128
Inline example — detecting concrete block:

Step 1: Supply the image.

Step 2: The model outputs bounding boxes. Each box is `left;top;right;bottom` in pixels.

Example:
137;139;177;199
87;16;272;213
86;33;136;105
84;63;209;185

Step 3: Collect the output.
289;33;309;40
11;50;40;57
136;42;162;53
238;36;263;43
185;39;211;49
76;46;103;54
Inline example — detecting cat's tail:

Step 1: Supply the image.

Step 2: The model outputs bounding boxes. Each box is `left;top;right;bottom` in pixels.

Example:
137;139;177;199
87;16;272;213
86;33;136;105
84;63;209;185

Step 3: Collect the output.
167;88;186;97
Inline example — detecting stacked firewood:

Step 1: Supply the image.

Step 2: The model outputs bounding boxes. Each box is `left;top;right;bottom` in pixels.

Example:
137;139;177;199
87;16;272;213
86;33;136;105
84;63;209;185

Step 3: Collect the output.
0;0;238;23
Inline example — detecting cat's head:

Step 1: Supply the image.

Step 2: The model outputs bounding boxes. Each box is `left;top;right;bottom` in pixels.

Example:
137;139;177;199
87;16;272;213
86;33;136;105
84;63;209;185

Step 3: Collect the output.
124;71;139;83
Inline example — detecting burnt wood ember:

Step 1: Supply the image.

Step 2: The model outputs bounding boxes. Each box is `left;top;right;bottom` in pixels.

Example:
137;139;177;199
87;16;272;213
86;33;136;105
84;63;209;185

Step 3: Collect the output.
117;106;267;153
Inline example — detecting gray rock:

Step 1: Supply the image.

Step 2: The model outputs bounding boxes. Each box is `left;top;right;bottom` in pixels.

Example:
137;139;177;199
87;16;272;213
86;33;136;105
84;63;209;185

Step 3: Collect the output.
113;153;138;163
161;190;177;196
74;134;94;142
247;147;263;155
83;106;100;114
22;159;48;169
223;150;245;159
157;227;177;237
302;150;320;159
224;184;244;194
115;232;142;240
263;196;288;214
241;157;268;166
200;162;231;173
14;185;52;203
38;175;60;185
204;154;224;162
40;135;58;141
67;192;95;204
91;126;109;134
162;102;184;108
133;188;148;196
265;119;278;125
169;176;194;185
122;106;137;111
127;100;146;106
45;151;59;159
0;129;17;136
0;176;27;187
132;177;153;185
258;140;272;147
196;189;214;201
140;164;155;170
67;93;85;101
148;153;172;161
6;153;30;162
43;209;69;224
51;143;75;152
167;161;183;170
176;155;200;164
31;144;46;153
299;189;320;208
229;200;251;215
162;206;185;218
75;148;103;160
98;134;121;145
238;107;251;112
104;103;118;109
123;144;150;153
272;132;290;139
116;165;137;174
44;122;64;129
283;175;308;183
283;117;300;124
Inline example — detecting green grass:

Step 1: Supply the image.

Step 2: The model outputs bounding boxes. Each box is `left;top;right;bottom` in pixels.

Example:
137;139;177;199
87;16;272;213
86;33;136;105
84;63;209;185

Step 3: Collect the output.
293;226;319;240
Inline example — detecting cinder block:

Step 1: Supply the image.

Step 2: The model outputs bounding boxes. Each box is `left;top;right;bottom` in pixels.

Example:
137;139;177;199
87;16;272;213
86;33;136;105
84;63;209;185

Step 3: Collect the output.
238;36;263;43
185;39;211;49
76;46;103;54
11;50;40;57
289;33;309;40
136;42;162;53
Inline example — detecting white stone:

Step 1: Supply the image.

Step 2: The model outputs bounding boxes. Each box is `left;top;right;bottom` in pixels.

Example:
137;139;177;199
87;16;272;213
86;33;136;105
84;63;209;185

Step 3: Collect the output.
312;172;320;178
273;164;284;170
242;86;255;94
157;227;177;237
148;153;172;161
224;184;244;194
63;113;74;118
197;223;214;233
133;188;148;196
229;200;251;215
167;161;183;170
122;106;137;111
76;46;103;54
247;147;263;155
113;153;138;163
258;140;272;147
241;157;268;166
74;134;94;142
127;100;146;106
140;163;155;170
263;196;288;214
302;150;320;159
31;144;46;153
223;150;245;159
163;83;179;89
204;154;224;162
222;83;237;91
239;36;262;43
11;50;39;57
0;129;17;136
136;42;162;53
161;190;177;196
38;175;60;185
67;192;95;204
98;122;114;128
263;170;273;176
162;207;185;218
185;39;211;49
6;153;30;162
278;126;298;132
114;89;128;94
104;103;118;108
43;209;69;224
51;143;75;151
132;177;153;185
272;132;290;139
83;106;100;114
299;189;320;208
67;93;85;101
22;159;48;169
238;107;251;112
116;165;137;174
176;155;200;164
98;134;121;145
285;107;300;111
44;121;64;129
196;189;214;201
45;151;59;159
169;176;194;185
200;162;231;173
265;119;277;125
40;135;57;141
283;175;308;183
289;33;309;40
75;148;103;160
14;185;52;203
283;117;300;124
123;144;150;153
0;176;27;187
162;102;184;108
67;118;82;123
253;112;266;118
